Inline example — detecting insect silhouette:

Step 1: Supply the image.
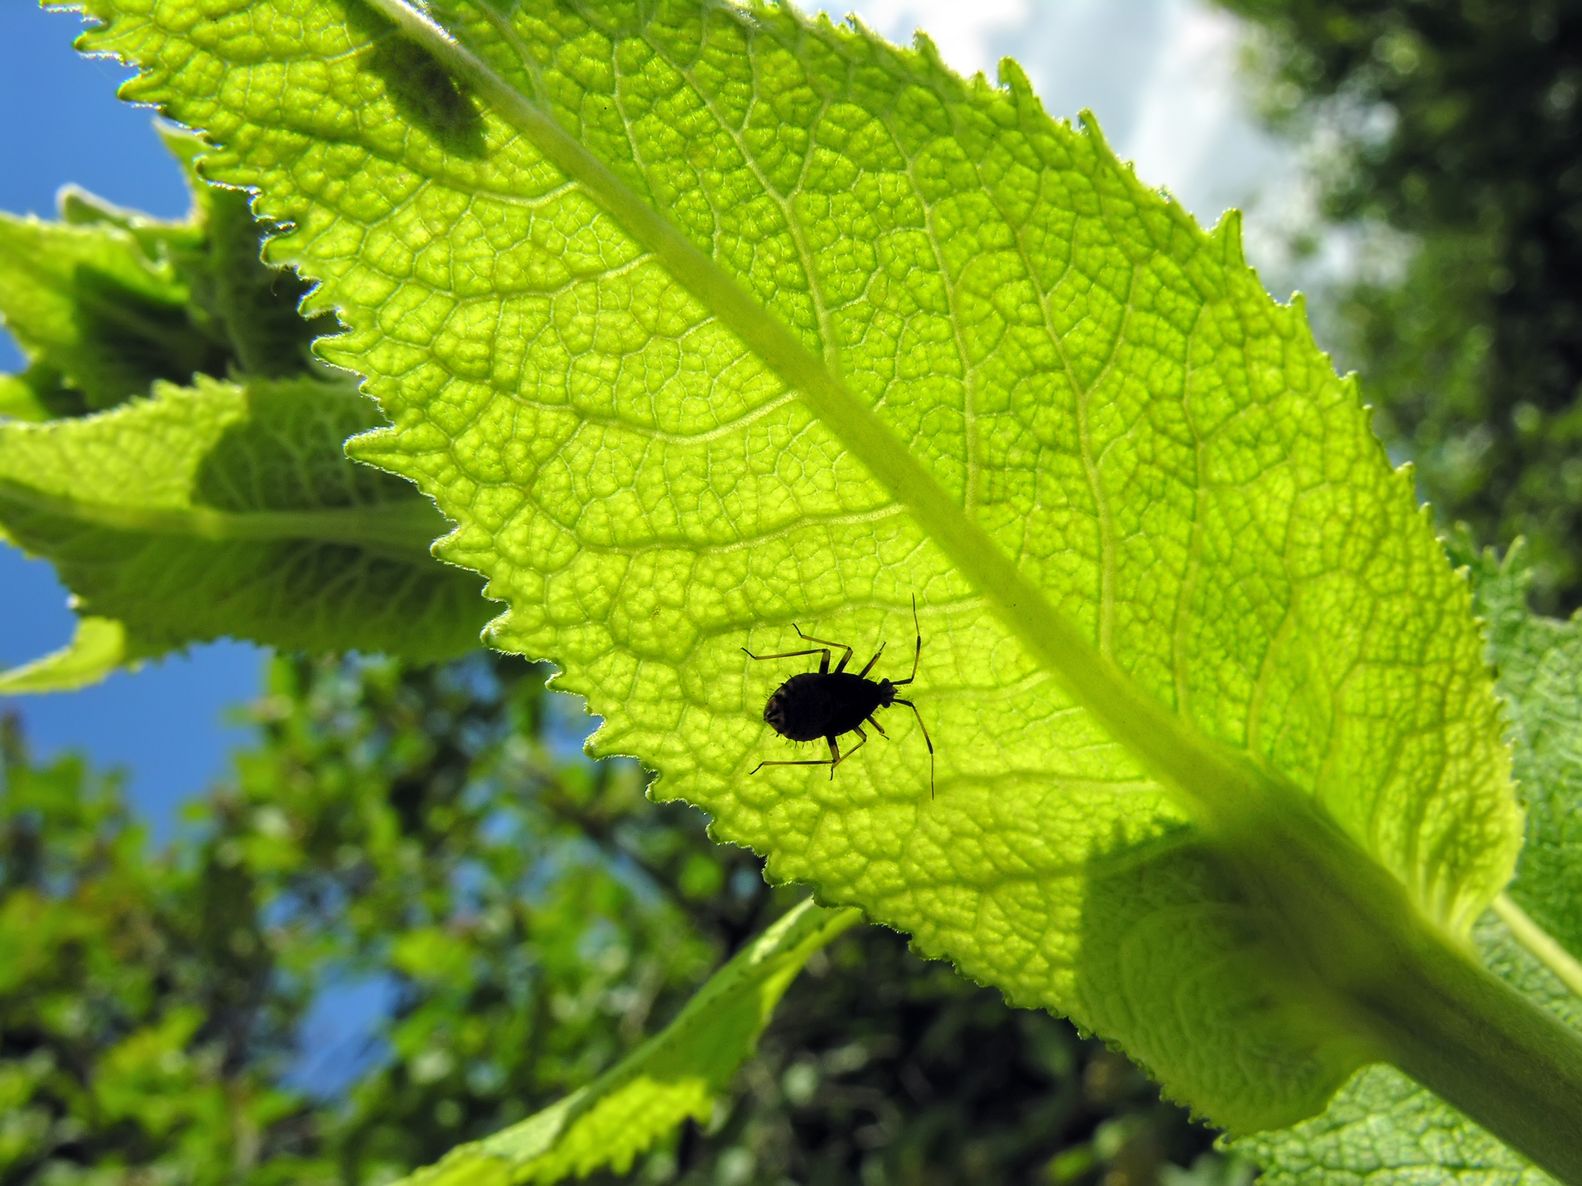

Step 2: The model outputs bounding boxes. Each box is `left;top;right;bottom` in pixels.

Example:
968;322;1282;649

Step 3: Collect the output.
742;596;936;798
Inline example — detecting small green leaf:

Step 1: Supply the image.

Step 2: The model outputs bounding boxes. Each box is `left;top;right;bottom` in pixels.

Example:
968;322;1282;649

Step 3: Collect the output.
394;899;857;1186
0;376;486;675
0;211;220;409
0;617;149;694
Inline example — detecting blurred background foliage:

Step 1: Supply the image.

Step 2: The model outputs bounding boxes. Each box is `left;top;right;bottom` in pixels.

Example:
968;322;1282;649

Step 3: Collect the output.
1217;0;1582;610
0;658;1233;1185
5;0;1579;1182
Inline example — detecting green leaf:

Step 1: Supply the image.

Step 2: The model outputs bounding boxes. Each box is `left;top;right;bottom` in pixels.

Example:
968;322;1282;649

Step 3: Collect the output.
393;899;857;1186
0;124;331;419
0;375;486;674
1463;540;1582;954
0;211;221;409
75;0;1574;1159
0;617;150;694
1239;539;1582;1183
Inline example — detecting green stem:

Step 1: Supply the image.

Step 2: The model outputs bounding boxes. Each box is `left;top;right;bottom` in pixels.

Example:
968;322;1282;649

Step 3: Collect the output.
1236;786;1582;1183
1494;892;1582;999
1364;943;1582;1182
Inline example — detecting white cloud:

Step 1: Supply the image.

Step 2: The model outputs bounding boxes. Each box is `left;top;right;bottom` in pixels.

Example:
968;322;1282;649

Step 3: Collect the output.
825;0;1296;259
814;0;1032;80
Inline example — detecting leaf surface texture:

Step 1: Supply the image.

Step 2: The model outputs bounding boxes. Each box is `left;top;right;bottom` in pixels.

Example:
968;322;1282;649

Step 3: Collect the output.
74;0;1521;1127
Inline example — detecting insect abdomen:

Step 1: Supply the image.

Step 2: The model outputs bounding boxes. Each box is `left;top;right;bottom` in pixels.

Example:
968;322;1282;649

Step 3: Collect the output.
764;671;885;741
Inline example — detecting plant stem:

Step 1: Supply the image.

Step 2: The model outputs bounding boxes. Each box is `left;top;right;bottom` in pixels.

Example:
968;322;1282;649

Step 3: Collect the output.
1348;914;1582;1182
1234;785;1582;1183
1494;892;1582;999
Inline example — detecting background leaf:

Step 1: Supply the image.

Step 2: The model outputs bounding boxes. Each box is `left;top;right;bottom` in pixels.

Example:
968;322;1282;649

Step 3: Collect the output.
0;128;476;687
1464;540;1582;954
0;123;332;415
75;0;1521;1133
0;210;216;410
0;375;487;674
395;899;857;1186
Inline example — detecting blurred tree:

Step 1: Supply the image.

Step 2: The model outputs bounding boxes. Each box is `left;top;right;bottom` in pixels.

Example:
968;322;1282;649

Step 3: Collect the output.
1219;0;1582;609
0;655;1234;1185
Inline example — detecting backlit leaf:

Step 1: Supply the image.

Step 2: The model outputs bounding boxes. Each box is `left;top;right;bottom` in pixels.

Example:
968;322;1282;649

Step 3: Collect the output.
0;375;486;676
71;0;1530;1137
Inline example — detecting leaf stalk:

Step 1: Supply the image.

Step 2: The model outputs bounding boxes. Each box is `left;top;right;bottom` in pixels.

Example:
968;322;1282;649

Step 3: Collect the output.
1229;784;1582;1183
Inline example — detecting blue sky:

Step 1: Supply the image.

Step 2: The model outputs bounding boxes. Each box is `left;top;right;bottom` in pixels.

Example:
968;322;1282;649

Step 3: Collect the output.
1;1;1285;833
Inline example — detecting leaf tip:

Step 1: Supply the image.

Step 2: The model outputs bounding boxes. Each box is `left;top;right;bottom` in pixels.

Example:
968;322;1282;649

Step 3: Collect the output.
1075;107;1113;152
996;56;1036;100
909;29;945;69
1209;208;1246;266
1499;534;1532;584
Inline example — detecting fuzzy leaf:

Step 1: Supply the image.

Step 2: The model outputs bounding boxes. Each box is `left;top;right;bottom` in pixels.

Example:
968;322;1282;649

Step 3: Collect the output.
73;0;1522;1131
0;125;330;421
0;211;220;410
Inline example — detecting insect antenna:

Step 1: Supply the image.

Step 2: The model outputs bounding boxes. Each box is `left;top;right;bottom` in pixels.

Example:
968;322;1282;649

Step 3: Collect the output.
891;594;923;687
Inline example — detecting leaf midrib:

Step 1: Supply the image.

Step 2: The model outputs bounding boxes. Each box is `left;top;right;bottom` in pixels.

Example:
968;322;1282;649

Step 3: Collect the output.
0;480;439;557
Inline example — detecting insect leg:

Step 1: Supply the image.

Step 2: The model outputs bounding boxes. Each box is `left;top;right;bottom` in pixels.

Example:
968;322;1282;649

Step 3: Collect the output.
792;625;854;673
828;727;867;777
746;730;870;781
866;715;889;738
892;697;935;799
741;645;830;670
748;755;836;776
857;641;887;677
890;595;923;687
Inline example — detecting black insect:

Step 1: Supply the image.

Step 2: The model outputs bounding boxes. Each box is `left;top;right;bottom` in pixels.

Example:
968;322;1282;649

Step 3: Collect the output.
742;597;935;798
